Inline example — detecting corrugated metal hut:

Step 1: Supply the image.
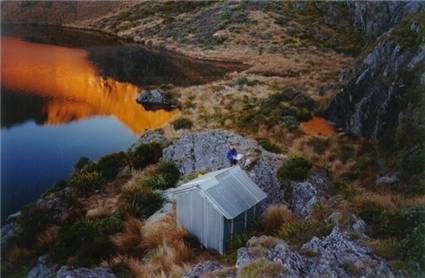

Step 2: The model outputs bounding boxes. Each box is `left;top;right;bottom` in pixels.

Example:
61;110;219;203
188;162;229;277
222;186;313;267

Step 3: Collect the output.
173;166;267;254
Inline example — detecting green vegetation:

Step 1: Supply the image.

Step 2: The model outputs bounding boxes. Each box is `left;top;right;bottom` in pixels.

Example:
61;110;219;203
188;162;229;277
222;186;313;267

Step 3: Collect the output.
130;142;163;169
118;181;163;218
401;223;425;271
256;138;282;153
234;87;316;133
238;258;285;278
277;157;312;181
68;171;104;196
232;76;262;87
94;152;128;181
307;137;330;154
74;156;91;171
52;215;123;266
149;161;181;189
172;118;193;130
277;218;332;246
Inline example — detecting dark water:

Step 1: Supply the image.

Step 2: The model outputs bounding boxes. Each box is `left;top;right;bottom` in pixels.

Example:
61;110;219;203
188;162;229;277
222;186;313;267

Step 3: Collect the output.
0;25;242;222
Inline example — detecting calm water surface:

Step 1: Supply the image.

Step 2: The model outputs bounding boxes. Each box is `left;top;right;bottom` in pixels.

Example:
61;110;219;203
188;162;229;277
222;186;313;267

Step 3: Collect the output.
1;25;241;222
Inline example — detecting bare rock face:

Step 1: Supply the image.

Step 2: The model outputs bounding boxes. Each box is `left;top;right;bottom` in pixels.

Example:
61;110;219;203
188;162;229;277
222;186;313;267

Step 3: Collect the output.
326;8;424;139
138;129;168;145
284;174;330;219
182;261;223;278
162;130;285;204
236;225;395;278
315;1;423;40
26;256;54;278
56;266;116;278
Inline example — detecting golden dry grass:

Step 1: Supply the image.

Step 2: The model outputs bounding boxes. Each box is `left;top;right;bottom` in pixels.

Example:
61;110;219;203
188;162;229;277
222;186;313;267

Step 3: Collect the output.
109;212;193;277
37;225;59;248
111;217;145;255
6;245;35;265
353;192;425;211
263;205;297;233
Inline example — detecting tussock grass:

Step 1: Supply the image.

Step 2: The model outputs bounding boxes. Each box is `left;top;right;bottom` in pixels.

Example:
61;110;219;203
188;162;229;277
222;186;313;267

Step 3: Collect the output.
263;205;296;233
353;192;425;211
111;217;145;255
110;212;193;277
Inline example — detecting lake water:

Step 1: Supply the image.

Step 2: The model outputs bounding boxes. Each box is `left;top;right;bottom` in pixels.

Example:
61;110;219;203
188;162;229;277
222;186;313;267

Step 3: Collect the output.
1;25;241;222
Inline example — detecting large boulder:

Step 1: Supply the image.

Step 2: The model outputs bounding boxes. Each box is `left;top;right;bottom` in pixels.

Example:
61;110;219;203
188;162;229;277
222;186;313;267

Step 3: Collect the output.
163;130;285;204
136;89;177;111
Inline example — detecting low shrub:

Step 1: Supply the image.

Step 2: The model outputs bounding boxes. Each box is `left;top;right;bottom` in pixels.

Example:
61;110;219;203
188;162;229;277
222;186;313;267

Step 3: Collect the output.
74;156;91;171
43;179;69;197
369;238;400;261
291;94;317;110
401;223;425;271
154;161;180;188
277;219;332;246
95;152;128;181
130;142;163;169
307;137;330;154
263;205;296;233
277;157;312;181
52;215;123;266
172;118;193;130
119;182;163;218
15;205;53;248
68;171;104;196
256;138;282;153
238;258;285;278
111;217;145;255
401;145;425;179
232;76;261;87
282;115;299;131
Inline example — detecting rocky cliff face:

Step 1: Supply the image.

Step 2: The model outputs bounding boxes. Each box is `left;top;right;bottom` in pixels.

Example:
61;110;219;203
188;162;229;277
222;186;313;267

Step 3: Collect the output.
316;1;423;41
325;7;424;140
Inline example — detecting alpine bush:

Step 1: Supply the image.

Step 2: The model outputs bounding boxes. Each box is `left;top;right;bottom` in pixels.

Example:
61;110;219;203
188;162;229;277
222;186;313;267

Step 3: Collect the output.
119;183;163;218
95;152;128;181
172;118;193;130
277;157;312;181
130;142;163;169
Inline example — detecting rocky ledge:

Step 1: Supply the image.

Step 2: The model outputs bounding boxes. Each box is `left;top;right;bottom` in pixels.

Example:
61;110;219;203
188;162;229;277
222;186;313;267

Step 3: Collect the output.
136;89;178;111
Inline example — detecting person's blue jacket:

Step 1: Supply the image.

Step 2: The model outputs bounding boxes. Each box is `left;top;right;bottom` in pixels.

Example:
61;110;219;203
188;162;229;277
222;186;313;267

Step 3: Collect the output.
226;148;237;162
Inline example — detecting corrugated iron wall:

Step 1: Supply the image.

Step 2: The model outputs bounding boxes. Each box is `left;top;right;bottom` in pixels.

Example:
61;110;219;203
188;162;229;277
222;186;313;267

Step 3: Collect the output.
176;189;225;254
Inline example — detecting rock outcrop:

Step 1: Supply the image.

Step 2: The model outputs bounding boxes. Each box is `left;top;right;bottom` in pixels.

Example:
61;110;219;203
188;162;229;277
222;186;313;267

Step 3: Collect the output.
236;225;394;278
137;129;168;145
326;9;424;139
136;89;178;111
182;261;223;278
163;130;285;204
283;173;330;219
316;1;423;40
26;256;55;278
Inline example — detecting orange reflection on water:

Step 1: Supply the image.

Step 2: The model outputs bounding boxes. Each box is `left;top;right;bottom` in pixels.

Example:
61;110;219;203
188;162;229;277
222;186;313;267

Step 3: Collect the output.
301;116;335;136
1;37;179;134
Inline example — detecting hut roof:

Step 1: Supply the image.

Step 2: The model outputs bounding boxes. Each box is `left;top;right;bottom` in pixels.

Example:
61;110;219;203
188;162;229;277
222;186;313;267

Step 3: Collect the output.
173;166;267;219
